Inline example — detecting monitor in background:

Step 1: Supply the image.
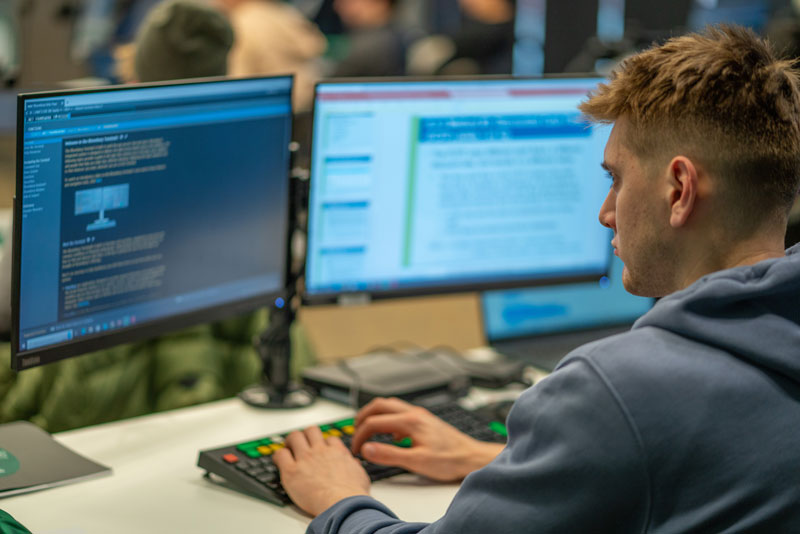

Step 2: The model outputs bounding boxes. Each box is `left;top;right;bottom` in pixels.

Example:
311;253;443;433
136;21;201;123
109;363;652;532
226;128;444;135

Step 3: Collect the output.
304;77;613;304
687;0;771;33
544;0;600;73
514;0;624;75
513;0;547;75
624;0;693;37
13;76;294;371
484;254;654;371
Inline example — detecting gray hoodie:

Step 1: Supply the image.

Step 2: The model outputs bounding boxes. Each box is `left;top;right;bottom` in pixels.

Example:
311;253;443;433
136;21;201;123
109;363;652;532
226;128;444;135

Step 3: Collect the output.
309;244;800;534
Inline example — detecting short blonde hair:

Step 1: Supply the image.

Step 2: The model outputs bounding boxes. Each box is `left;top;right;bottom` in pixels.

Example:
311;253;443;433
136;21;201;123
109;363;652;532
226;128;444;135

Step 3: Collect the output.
580;25;800;226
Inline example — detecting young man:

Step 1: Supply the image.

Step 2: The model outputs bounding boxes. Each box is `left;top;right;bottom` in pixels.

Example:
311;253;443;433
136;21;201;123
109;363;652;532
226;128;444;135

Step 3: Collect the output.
274;25;800;533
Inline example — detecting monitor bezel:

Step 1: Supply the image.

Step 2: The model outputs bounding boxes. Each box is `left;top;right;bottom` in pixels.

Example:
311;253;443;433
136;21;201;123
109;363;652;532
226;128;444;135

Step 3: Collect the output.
301;74;613;305
11;75;295;371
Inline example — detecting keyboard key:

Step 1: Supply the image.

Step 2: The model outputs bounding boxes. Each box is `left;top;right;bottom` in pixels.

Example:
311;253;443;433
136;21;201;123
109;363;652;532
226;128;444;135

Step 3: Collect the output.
237;440;261;452
394;437;412;448
246;467;266;478
257;472;278;484
489;421;508;437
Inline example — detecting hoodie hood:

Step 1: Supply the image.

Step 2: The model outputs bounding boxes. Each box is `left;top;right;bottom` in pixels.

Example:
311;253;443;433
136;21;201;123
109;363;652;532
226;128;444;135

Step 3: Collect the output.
634;243;800;383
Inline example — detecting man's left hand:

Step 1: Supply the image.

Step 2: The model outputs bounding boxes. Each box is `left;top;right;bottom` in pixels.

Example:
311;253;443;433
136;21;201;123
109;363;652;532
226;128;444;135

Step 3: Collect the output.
273;426;371;517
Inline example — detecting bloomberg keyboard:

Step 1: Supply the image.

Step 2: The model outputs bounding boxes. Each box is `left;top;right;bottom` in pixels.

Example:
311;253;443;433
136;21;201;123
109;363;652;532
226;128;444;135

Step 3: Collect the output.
197;402;508;506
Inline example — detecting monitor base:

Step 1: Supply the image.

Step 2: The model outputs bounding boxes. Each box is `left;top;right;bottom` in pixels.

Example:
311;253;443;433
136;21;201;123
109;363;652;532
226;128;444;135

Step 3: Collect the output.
238;382;315;409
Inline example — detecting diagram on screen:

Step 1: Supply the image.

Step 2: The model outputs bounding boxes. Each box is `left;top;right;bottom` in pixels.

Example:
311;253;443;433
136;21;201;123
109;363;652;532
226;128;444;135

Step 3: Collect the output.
74;184;130;231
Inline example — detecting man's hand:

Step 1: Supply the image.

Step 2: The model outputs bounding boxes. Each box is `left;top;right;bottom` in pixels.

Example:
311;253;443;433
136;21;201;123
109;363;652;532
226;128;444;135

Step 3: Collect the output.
351;397;505;482
273;426;371;517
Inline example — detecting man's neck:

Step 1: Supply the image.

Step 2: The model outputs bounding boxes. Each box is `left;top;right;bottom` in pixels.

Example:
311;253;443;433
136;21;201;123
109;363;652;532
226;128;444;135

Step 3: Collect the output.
678;235;786;290
725;246;786;269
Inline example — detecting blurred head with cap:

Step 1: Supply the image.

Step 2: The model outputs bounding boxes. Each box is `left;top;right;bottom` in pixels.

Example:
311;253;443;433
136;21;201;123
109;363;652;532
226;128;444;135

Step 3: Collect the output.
134;0;234;82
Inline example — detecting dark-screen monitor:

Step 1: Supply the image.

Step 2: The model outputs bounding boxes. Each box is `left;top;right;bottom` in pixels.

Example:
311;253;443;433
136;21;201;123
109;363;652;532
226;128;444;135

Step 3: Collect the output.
514;0;623;76
12;76;294;371
303;76;613;304
624;0;694;34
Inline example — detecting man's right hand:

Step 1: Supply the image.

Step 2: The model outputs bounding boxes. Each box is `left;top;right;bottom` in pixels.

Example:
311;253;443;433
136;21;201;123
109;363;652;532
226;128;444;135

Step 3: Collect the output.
350;397;505;482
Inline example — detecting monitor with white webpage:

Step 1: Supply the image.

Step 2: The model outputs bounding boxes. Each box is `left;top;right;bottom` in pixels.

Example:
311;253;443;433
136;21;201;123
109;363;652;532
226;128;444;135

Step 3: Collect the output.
304;76;614;303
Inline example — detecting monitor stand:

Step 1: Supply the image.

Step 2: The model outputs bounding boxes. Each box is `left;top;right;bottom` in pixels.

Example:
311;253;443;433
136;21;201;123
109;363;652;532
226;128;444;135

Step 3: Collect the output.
238;296;315;409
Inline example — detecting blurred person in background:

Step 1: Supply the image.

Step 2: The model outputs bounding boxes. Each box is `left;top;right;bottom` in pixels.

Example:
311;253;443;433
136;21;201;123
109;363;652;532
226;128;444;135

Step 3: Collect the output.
218;0;326;111
449;0;514;74
133;0;233;82
766;0;800;60
72;0;164;82
406;0;514;76
330;0;407;77
0;0;21;85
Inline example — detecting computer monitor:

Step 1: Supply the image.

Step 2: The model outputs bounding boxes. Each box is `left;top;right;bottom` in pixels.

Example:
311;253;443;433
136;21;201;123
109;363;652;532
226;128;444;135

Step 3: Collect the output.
483;254;653;371
624;0;693;35
687;0;771;34
513;0;618;75
483;254;653;340
12;76;294;371
304;76;613;304
544;0;600;73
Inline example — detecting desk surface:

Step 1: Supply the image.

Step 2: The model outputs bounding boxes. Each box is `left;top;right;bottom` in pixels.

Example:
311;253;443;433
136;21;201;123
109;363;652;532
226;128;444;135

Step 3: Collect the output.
2;397;461;533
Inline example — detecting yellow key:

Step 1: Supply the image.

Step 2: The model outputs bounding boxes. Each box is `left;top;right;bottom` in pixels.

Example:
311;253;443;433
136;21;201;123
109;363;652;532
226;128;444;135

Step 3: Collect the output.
341;425;355;435
257;445;273;455
328;428;342;438
270;443;284;452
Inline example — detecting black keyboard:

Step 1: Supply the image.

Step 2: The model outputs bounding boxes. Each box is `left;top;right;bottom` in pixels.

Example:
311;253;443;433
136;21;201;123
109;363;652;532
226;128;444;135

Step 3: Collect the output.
197;402;507;506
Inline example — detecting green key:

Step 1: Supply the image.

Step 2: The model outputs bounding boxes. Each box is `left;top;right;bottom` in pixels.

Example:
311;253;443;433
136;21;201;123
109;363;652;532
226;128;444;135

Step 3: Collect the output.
394;437;413;448
334;418;355;428
236;439;261;452
489;421;508;437
236;440;261;452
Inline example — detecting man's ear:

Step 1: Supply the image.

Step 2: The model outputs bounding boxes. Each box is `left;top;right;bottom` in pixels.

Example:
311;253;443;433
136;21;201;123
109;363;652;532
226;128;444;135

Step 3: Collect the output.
667;156;698;228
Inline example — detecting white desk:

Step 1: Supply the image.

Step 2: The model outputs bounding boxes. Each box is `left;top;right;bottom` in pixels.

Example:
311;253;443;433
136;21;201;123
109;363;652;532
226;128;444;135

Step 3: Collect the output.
2;397;462;533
